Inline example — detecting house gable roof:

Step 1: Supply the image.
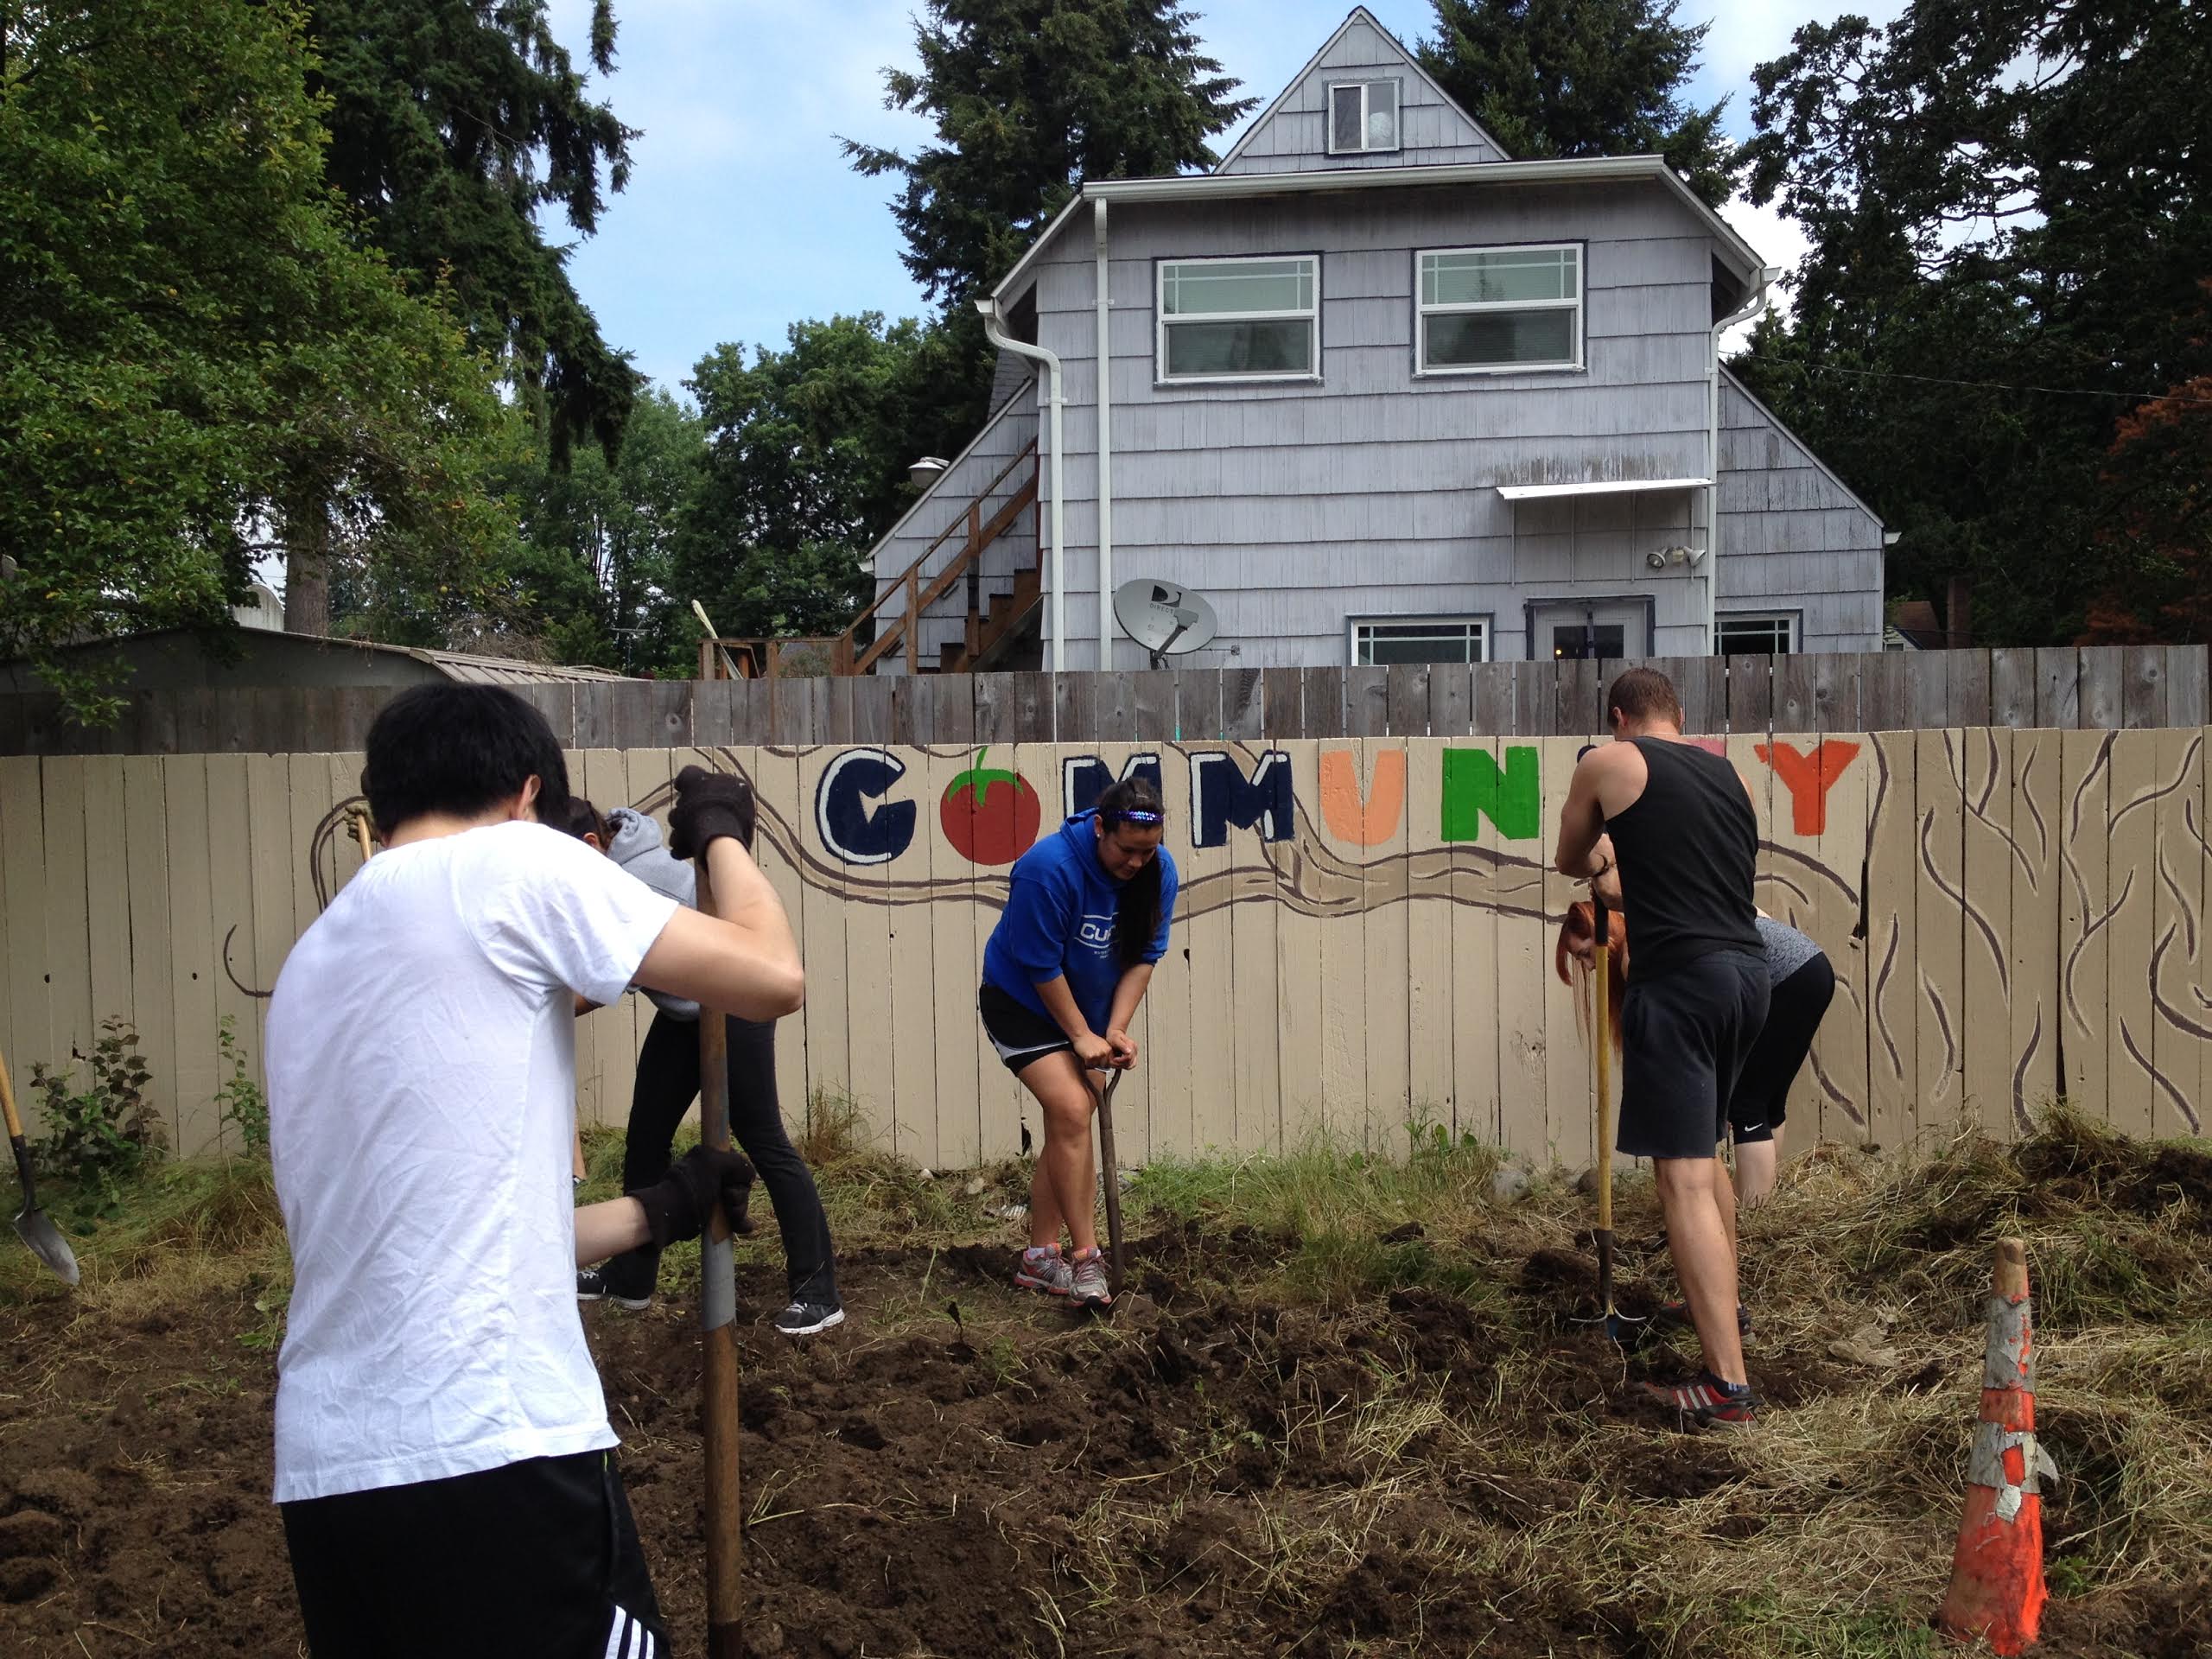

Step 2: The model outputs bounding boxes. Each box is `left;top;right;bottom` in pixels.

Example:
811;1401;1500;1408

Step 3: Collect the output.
1216;6;1507;175
1719;365;1885;529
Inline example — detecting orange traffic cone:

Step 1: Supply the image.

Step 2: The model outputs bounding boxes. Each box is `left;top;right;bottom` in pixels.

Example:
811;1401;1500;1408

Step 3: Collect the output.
1937;1237;2050;1655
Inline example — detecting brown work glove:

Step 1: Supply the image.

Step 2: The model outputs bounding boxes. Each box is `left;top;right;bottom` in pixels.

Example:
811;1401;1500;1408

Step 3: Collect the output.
629;1145;756;1249
669;766;756;859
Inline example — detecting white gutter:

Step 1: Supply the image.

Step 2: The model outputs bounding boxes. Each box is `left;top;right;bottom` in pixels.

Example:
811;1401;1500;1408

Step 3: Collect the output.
977;298;1065;673
1093;198;1113;671
993;155;1764;305
1707;267;1781;653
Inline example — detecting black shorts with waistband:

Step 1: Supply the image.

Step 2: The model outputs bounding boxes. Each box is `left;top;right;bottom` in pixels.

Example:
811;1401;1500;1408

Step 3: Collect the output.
1618;948;1770;1160
978;981;1074;1075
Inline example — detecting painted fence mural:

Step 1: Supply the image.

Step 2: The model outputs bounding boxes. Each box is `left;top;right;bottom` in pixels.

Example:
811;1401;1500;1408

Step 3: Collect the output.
0;729;2207;1166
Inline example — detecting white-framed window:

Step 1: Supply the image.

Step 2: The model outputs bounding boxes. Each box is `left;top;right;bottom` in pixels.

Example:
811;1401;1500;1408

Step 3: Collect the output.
1350;614;1491;667
1416;244;1583;374
1157;255;1320;383
1714;612;1799;655
1328;79;1401;154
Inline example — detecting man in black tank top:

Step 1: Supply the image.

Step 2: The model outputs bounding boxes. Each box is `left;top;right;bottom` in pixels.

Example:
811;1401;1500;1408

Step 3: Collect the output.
1554;668;1770;1427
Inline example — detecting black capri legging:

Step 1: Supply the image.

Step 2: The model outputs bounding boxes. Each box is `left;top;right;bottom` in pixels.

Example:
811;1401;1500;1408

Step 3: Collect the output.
600;1009;837;1306
1726;954;1836;1144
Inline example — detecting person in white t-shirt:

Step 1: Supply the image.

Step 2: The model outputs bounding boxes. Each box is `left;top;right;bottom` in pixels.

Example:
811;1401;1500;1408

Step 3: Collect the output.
265;684;803;1659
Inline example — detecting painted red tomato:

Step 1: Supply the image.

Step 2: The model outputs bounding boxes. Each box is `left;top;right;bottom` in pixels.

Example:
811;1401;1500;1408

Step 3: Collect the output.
940;747;1042;865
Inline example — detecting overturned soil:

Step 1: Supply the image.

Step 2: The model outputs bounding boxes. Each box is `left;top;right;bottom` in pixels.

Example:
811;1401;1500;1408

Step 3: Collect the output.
0;1203;2198;1658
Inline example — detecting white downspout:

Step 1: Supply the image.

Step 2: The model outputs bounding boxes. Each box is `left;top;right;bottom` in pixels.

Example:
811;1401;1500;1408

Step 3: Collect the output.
1094;198;1113;671
978;298;1065;674
1707;266;1781;653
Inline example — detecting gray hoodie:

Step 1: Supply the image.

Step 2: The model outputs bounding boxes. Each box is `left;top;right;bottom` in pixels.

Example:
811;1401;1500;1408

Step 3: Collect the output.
606;806;701;1020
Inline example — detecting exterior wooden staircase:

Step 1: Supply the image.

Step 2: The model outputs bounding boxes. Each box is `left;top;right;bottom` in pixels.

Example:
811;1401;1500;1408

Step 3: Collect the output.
697;441;1042;680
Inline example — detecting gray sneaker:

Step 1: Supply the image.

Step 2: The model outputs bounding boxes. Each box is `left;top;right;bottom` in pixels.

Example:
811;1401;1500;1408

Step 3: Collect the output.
1069;1248;1113;1308
1014;1246;1072;1297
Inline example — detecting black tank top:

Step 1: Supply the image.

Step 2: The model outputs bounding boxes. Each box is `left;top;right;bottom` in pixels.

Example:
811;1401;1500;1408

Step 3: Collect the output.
1604;737;1763;976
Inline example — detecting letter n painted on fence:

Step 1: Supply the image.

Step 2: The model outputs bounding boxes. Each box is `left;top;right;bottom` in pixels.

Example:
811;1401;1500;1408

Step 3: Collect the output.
1318;749;1407;848
1440;745;1541;842
1758;740;1862;836
815;748;917;864
1062;752;1165;817
1190;750;1294;847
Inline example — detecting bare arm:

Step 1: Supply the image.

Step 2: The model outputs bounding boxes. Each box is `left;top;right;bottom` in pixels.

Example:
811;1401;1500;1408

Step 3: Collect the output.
1036;974;1115;1068
1103;963;1155;1067
1554;750;1614;877
575;1197;650;1266
633;838;804;1020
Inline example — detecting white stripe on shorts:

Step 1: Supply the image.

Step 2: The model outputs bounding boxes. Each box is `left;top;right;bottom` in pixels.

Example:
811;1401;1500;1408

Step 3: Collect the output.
604;1611;628;1659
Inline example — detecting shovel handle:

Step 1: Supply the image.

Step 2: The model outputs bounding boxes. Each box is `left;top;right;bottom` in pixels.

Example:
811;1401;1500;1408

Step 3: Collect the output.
1590;894;1613;1236
0;1045;22;1143
1093;1067;1126;1297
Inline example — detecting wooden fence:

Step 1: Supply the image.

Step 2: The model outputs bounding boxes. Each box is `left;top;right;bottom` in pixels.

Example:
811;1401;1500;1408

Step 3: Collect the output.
3;725;2206;1166
0;645;2205;757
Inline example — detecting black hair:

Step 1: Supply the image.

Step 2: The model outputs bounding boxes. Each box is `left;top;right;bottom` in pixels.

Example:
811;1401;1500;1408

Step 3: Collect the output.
551;795;610;845
1097;775;1167;969
360;684;572;839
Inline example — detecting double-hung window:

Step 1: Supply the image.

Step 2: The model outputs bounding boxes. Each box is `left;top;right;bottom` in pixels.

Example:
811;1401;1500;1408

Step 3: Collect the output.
1328;79;1400;154
1417;244;1583;373
1157;256;1319;382
1350;615;1490;666
1715;612;1799;655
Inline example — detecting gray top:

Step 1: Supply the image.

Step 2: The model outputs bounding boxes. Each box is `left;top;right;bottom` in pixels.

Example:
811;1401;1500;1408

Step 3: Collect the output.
1758;915;1824;983
606;806;700;1020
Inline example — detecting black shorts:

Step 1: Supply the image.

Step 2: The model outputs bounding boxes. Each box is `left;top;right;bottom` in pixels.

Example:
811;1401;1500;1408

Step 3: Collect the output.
979;982;1072;1074
1618;949;1770;1161
282;1450;666;1659
1728;954;1837;1143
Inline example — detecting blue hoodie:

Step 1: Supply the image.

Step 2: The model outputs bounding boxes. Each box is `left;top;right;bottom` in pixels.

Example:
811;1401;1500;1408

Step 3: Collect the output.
982;811;1179;1036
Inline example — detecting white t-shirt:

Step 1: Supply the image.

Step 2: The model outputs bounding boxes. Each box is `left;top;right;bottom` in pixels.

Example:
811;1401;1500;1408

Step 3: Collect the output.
265;820;678;1503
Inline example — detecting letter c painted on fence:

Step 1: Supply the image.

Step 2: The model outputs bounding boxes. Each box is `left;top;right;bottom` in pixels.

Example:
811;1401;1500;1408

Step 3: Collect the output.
815;748;917;865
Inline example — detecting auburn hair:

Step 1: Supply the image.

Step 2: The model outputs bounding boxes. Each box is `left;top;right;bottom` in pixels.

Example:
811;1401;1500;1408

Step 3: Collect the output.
1556;900;1629;1052
1097;775;1167;969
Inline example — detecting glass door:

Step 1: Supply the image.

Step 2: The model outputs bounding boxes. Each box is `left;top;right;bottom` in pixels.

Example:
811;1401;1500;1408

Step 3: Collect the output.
1531;601;1644;661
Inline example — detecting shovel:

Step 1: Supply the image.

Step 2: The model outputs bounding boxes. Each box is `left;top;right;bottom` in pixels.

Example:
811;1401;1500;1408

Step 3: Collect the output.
1092;1065;1127;1300
1588;894;1636;1344
0;1043;79;1286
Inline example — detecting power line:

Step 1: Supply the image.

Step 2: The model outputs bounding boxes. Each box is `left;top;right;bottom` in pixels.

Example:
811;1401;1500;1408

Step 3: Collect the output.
1750;357;2212;408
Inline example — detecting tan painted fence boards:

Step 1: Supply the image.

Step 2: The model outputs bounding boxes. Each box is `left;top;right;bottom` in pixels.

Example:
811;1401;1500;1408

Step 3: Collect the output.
3;729;2209;1166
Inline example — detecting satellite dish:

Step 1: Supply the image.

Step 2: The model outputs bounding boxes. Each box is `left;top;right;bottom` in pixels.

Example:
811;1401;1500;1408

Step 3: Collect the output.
1114;578;1219;669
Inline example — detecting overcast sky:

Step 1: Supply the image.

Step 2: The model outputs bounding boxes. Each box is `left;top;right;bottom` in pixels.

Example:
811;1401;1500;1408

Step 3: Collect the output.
539;0;1908;397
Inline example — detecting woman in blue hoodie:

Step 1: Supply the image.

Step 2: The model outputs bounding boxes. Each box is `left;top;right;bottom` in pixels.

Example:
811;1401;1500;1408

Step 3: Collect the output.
978;776;1179;1308
559;797;841;1338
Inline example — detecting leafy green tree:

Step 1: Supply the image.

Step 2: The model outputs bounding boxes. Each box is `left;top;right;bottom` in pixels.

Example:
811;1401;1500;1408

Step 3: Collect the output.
677;315;971;644
0;0;515;719
844;0;1253;435
1737;0;2212;645
297;0;638;631
1419;0;1738;207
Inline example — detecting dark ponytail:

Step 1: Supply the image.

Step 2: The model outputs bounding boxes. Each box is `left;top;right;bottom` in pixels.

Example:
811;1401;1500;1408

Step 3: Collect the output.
552;795;612;846
1097;776;1166;969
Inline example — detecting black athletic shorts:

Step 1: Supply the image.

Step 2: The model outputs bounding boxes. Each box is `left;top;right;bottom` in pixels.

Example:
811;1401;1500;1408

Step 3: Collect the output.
282;1450;666;1659
1618;948;1770;1161
979;981;1076;1074
1728;953;1837;1143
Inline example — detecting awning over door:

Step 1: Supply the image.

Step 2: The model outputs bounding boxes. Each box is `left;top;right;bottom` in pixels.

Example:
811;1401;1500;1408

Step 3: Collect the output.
1495;477;1710;501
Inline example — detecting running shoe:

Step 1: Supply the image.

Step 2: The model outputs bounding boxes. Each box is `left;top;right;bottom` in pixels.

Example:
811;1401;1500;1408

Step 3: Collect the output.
1069;1247;1113;1309
575;1268;652;1313
773;1300;845;1338
1014;1245;1073;1297
1637;1371;1758;1428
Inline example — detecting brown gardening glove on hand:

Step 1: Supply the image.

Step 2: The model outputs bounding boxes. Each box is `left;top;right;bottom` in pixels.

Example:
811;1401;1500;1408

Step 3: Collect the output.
629;1145;757;1249
669;766;756;859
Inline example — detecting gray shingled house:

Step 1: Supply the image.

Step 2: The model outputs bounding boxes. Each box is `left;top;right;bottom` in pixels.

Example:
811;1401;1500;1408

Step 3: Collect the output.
855;7;1885;677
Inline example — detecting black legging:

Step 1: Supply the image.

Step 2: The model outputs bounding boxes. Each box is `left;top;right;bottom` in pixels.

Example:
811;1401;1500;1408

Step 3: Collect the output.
1726;955;1836;1143
601;1010;838;1306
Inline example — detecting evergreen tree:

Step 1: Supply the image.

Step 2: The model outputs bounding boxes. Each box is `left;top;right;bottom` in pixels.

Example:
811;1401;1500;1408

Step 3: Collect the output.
844;0;1253;436
1419;0;1737;206
1737;0;2212;645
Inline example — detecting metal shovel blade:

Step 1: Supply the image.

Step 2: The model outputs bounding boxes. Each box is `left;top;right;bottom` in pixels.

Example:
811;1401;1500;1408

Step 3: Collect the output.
16;1205;79;1286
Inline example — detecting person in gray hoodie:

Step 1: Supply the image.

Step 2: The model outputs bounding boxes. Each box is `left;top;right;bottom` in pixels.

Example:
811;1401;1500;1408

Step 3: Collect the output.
567;799;842;1337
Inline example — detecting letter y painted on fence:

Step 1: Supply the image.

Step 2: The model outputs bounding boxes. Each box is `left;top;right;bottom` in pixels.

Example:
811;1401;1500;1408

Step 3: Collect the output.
1318;748;1407;847
1440;746;1541;842
1757;740;1862;836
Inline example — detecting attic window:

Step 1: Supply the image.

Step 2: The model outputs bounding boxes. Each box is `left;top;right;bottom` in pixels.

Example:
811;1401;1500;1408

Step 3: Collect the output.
1328;79;1400;154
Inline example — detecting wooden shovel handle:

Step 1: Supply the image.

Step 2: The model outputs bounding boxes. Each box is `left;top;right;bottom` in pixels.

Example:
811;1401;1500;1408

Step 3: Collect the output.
0;1045;22;1143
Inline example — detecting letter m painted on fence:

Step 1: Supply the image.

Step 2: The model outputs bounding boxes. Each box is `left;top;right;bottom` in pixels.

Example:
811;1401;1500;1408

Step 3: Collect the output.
1440;746;1541;842
1190;751;1294;847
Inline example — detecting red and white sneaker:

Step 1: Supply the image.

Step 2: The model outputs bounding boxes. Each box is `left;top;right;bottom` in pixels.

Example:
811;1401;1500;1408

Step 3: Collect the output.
1637;1371;1758;1428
